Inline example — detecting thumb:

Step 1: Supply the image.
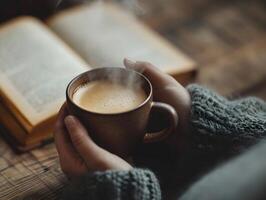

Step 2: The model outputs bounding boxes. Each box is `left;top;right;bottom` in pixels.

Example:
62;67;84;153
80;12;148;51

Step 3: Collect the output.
64;115;132;171
64;115;103;166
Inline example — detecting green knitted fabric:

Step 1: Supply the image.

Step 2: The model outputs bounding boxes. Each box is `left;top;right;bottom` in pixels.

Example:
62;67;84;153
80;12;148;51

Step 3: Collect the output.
62;169;161;200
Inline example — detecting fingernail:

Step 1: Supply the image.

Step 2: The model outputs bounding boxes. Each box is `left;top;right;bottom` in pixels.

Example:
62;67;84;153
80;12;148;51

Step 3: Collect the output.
64;115;76;128
124;58;136;68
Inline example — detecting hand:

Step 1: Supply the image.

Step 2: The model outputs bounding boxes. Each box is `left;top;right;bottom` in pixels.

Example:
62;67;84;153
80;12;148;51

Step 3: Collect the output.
124;59;191;152
53;104;132;179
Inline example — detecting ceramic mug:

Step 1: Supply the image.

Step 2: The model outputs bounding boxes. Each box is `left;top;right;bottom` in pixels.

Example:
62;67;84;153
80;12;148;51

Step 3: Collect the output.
66;67;178;157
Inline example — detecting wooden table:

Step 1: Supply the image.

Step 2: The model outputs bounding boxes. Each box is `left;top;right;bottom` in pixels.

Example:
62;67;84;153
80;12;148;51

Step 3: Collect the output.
0;0;265;199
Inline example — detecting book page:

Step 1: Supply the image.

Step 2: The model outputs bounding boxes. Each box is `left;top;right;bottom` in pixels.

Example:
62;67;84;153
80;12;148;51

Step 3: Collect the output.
0;17;88;128
48;2;195;75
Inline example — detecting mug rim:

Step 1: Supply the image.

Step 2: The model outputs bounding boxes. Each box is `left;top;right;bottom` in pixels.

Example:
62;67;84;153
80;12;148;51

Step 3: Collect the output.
66;67;153;116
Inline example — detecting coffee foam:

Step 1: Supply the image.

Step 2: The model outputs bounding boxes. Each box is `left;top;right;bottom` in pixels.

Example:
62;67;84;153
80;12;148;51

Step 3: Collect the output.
73;80;147;114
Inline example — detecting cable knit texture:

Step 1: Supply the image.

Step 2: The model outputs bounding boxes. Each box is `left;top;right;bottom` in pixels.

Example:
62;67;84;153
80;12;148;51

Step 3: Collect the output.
187;84;266;153
63;84;266;200
62;169;161;200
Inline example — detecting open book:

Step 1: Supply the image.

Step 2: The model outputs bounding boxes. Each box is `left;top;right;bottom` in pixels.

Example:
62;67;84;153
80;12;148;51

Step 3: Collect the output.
0;2;196;151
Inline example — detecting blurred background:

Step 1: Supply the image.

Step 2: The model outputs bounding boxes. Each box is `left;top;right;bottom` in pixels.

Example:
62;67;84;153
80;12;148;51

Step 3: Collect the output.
0;1;265;199
0;0;265;99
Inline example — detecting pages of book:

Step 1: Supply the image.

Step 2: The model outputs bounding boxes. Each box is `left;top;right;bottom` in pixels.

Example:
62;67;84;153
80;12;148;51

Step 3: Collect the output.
48;2;195;75
0;17;88;129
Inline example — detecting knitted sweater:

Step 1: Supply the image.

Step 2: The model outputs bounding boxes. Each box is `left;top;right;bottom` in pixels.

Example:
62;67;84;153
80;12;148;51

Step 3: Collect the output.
63;84;266;200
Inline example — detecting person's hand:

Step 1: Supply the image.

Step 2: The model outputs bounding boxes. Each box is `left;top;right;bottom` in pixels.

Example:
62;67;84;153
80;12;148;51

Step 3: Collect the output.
53;104;132;179
124;59;191;152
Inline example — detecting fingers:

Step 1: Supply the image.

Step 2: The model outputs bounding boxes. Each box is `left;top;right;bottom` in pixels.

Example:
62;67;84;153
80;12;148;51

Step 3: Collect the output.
64;115;102;166
64;116;132;171
124;58;178;88
54;104;87;175
124;58;189;106
54;104;74;157
55;105;132;174
124;59;191;138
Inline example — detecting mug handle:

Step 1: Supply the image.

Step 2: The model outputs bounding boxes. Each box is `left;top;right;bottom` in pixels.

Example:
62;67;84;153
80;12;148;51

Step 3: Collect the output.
143;102;178;143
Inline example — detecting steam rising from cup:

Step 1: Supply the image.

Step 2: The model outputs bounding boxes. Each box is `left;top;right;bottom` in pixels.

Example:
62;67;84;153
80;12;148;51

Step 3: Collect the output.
83;62;145;91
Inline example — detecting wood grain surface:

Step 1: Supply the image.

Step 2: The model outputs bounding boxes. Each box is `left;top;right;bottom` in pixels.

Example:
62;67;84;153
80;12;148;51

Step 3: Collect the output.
0;0;265;199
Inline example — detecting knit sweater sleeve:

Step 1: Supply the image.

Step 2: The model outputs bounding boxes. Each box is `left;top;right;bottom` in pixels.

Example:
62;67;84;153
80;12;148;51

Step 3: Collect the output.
62;169;161;200
187;84;266;154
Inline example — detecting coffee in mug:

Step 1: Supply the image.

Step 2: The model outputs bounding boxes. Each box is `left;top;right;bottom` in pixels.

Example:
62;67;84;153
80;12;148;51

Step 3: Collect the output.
72;80;147;114
66;67;178;157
